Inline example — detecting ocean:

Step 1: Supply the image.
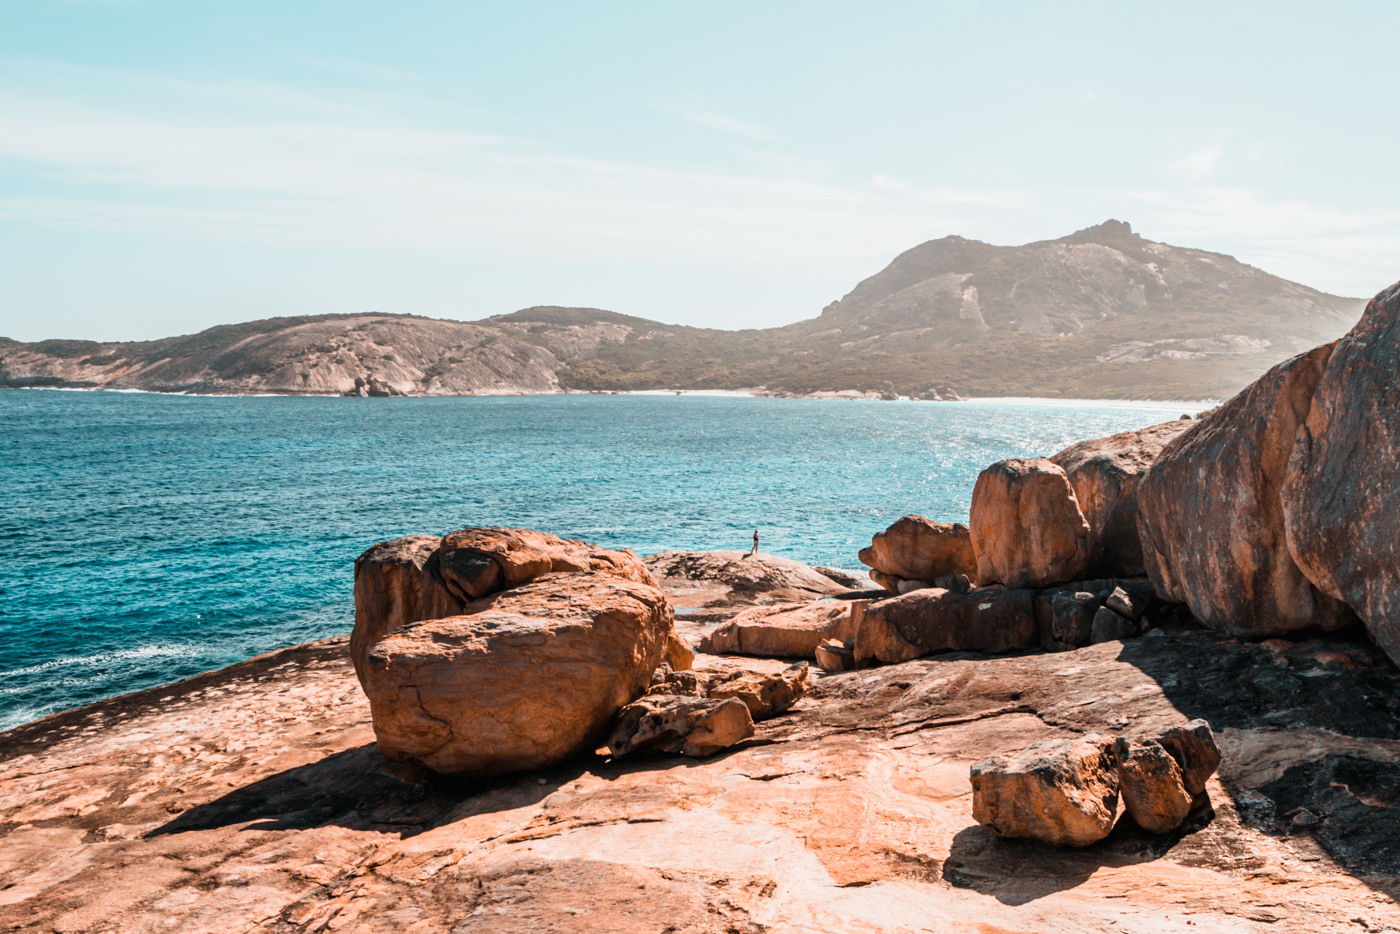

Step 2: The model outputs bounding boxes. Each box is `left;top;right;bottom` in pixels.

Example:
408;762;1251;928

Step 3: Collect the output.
0;389;1196;731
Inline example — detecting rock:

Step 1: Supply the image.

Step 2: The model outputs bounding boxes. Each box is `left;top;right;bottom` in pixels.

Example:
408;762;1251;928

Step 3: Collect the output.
813;566;882;590
1089;606;1139;643
1103;585;1140;620
350;535;463;682
934;572;974;594
705;663;810;720
814;638;856;672
1114;737;1193;833
605;695;754;758
970;458;1092;587
663;632;696;671
858;515;978;587
9;628;1400;931
1049;420;1192;577
1152;719;1222;796
643;550;849;610
698;601;857;658
1137;345;1357;636
1282;281;1400;665
970;734;1120;847
361;573;672;776
438;527;655;601
853;587;1037;665
1035;590;1100;648
868;569;901;592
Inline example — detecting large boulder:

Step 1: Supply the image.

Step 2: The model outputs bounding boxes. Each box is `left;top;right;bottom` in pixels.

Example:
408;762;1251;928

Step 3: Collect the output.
858;515;977;588
698;601;857;658
1282;281;1400;665
853;586;1037;665
350;535;464;682
970;458;1092;588
1049;420;1193;577
970;734;1120;847
361;573;673;776
1137;345;1356;636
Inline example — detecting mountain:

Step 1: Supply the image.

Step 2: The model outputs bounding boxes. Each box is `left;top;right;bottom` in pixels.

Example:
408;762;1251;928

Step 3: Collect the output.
0;221;1366;399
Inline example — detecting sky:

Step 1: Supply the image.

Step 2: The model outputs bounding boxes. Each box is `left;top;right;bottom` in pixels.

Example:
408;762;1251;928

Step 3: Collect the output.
0;0;1397;342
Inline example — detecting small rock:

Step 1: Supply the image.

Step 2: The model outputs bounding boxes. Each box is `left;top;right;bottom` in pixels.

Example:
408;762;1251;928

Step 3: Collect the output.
1104;586;1140;620
1151;719;1222;796
705;663;810;720
1090;605;1140;643
606;695;754;758
814;639;856;672
1114;737;1194;833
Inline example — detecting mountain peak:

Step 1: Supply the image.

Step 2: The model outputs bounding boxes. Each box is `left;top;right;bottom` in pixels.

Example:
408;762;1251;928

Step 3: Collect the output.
1064;219;1136;244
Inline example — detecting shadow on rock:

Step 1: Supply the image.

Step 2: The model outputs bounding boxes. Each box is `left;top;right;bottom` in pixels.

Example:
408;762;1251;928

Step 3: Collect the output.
943;798;1216;905
1115;629;1400;888
147;744;592;839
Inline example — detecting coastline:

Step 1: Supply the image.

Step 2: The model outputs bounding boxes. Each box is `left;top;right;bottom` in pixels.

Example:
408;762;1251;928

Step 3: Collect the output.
7;384;1217;408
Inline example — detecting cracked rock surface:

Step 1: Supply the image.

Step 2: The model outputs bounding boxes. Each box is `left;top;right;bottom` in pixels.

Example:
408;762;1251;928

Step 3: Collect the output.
3;627;1400;933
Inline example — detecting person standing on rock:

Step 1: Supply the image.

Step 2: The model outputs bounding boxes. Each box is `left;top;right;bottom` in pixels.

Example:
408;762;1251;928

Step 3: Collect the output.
750;530;759;556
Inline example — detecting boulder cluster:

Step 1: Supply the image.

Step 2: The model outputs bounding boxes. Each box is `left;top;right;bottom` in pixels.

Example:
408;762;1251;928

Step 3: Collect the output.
971;720;1222;846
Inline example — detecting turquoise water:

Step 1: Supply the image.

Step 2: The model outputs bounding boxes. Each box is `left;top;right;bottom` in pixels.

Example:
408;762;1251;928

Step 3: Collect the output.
0;390;1191;730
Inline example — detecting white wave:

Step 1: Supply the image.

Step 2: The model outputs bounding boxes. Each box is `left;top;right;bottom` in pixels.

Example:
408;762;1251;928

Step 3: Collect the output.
1;642;205;684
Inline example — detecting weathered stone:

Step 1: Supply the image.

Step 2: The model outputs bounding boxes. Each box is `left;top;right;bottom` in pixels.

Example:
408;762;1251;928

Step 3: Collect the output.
1104;585;1140;620
971;734;1120;847
970;458;1092;588
814;638;856;672
1152;719;1222;797
1137;345;1357;635
605;695;754;758
858;515;978;586
868;569;901;592
705;663;810;720
1114;737;1194;833
350;535;463;683
1282;281;1400;666
664;632;696;671
934;572;974;594
853;587;1037;665
1035;590;1100;648
362;574;672;776
698;601;856;658
1049;420;1192;577
896;578;933;594
438;527;655;601
644;550;849;609
1090;606;1139;643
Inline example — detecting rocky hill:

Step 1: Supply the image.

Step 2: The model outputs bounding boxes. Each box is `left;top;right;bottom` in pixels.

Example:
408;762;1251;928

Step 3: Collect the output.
0;221;1365;399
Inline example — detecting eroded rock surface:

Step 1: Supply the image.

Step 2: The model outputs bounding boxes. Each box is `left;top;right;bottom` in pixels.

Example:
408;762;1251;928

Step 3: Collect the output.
1283;281;1400;666
1114;738;1193;834
606;695;755;758
854;586;1037;665
644;550;850;614
4;629;1400;933
970;458;1092;587
350;535;463;680
1137;345;1357;636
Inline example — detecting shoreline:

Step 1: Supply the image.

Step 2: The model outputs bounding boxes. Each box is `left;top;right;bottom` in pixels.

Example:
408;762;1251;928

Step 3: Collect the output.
5;384;1217;408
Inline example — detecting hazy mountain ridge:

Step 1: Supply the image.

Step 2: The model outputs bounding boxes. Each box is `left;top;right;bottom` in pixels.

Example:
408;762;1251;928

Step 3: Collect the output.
0;221;1365;399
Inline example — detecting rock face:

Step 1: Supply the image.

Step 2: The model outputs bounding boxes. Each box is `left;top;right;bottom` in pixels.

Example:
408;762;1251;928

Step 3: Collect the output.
362;573;673;776
1137;345;1356;636
698;601;857;658
350;535;463;681
1048;420;1192;577
1282;281;1400;666
858;516;977;589
970;734;1121;847
970;458;1091;588
853;587;1037;665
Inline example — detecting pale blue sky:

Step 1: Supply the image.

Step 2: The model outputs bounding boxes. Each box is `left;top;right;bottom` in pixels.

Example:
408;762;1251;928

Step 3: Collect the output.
1;0;1396;341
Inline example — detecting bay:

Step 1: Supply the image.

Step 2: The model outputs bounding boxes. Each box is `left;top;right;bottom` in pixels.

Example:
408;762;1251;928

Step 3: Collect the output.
0;389;1194;730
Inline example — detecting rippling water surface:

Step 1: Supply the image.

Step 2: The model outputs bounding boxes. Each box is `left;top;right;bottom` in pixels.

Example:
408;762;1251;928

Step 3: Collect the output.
0;390;1194;730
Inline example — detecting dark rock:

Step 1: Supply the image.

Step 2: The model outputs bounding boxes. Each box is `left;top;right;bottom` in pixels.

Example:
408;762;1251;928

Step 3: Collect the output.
1090;606;1140;643
853;586;1037;665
